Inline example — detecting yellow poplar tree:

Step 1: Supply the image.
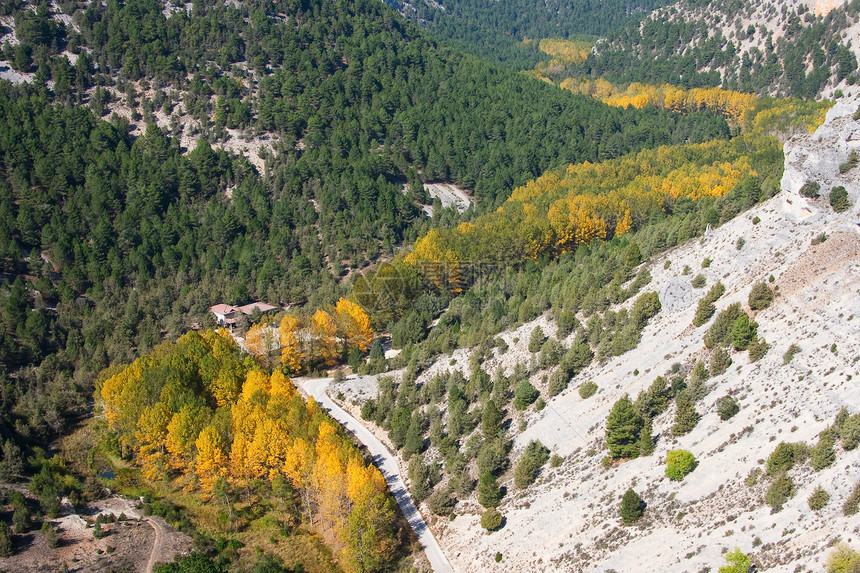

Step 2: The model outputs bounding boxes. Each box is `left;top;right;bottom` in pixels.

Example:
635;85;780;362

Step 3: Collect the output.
246;322;278;368
335;298;373;355
278;315;304;373
195;425;227;497
135;402;171;481
309;310;338;367
164;404;209;476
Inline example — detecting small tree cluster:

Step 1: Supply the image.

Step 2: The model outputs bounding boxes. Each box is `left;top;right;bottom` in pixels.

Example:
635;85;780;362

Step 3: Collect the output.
766;441;807;474
748;336;770;362
635;376;672;420
809;431;836;471
514;440;550;489
799;180;820;198
426;487;457;516
704;303;745;348
408;454;440;502
838;150;859;174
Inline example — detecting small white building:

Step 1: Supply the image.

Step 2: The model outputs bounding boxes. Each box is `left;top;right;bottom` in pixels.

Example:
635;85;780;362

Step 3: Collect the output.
209;304;240;327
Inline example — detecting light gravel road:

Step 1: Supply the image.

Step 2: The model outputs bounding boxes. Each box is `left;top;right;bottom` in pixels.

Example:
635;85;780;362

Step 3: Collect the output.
295;377;455;573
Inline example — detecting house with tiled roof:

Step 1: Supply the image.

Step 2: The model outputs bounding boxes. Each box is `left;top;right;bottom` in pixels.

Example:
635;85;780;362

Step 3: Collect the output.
209;302;280;327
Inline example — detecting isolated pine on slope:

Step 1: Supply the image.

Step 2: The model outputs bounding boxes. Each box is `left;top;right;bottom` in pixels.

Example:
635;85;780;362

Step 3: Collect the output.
606;395;644;459
619;488;644;524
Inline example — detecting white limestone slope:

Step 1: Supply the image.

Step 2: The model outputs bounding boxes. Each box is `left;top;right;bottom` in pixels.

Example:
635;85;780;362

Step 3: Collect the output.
431;97;860;572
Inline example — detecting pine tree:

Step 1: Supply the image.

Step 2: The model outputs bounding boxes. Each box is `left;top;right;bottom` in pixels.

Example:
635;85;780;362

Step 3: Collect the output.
477;472;502;508
0;523;12;557
638;418;655;456
528;326;546;353
606;395;644;460
0;440;23;481
810;431;836;471
672;392;700;436
41;521;59;548
619;488;644;524
407;454;434;502
403;414;424;458
730;314;757;351
481;399;502;439
808;485;830;511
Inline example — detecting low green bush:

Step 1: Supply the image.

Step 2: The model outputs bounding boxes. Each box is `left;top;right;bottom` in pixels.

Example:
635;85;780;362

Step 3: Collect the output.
481;508;503;531
716;395;740;421
578;381;598;399
830;186;851;212
665;449;696;480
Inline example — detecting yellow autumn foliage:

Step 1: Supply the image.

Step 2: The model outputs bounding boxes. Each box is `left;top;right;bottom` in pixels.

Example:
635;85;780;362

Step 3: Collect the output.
96;330;398;572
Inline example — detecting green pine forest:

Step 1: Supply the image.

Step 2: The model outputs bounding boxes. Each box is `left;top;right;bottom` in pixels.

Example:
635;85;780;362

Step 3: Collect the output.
0;0;846;569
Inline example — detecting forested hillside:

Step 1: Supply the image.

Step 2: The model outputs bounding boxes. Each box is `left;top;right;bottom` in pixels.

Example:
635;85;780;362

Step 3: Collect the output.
0;0;743;569
558;0;860;97
0;0;730;446
0;0;852;569
384;0;665;68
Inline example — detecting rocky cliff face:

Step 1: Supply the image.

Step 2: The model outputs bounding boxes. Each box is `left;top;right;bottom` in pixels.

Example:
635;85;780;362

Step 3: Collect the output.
781;99;860;223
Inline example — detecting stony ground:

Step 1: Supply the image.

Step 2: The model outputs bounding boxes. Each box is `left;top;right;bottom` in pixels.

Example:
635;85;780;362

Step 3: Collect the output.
0;495;193;573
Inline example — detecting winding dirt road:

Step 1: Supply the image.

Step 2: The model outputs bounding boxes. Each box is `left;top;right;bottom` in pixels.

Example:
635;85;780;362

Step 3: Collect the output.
113;496;165;573
144;516;165;573
295;377;454;573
